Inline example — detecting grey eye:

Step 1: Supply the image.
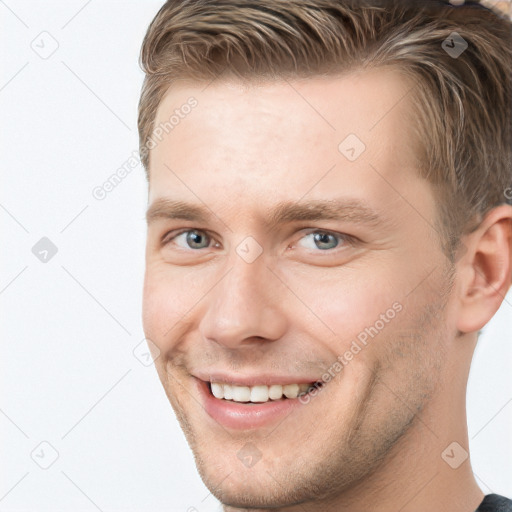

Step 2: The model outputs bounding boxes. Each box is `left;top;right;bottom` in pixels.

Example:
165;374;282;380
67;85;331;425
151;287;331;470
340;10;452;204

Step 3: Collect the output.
174;230;211;249
312;232;339;250
297;231;341;251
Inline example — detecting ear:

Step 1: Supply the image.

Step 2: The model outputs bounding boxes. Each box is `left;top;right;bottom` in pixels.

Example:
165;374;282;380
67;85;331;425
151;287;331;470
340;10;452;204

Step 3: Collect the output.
456;204;512;334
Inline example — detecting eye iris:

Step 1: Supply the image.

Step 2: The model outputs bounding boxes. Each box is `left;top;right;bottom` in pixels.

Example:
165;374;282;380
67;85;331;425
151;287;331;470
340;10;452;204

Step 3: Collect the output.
314;232;338;250
187;230;209;249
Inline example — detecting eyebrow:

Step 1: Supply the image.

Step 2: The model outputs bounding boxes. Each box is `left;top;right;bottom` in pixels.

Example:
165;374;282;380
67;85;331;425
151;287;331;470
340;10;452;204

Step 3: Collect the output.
146;197;383;229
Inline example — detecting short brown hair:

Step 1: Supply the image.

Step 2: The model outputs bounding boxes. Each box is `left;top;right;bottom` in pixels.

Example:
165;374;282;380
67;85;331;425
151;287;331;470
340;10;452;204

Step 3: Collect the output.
138;0;512;258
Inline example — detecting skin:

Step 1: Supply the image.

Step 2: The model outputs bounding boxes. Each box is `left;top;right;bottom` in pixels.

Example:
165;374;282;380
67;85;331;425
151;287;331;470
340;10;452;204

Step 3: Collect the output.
142;67;512;511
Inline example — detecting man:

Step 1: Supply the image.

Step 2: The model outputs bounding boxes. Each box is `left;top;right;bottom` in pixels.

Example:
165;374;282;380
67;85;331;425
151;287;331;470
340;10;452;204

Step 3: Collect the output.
138;0;512;510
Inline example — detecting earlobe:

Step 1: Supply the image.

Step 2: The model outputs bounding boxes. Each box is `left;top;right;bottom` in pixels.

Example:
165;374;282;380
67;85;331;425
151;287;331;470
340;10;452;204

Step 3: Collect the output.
456;205;512;334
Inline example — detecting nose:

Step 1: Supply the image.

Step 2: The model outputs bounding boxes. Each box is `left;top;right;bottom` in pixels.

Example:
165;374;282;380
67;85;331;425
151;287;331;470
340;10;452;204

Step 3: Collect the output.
198;253;288;349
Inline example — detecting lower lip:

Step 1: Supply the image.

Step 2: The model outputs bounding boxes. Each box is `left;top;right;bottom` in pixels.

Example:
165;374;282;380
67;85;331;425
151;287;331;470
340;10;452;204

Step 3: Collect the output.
195;378;310;430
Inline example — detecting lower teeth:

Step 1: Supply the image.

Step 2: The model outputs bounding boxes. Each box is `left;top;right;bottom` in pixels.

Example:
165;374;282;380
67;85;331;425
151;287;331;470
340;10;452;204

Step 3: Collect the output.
222;398;287;404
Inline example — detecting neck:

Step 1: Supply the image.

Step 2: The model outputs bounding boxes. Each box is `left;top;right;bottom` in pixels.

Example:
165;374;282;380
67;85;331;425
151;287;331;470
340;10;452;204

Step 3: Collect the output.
325;400;484;512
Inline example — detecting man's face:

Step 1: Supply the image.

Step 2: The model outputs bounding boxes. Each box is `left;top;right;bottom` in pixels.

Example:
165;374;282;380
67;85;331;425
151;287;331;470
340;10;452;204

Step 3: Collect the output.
143;69;457;507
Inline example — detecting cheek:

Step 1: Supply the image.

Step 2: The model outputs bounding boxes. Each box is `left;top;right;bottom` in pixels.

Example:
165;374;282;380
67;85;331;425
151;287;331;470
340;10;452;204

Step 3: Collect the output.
286;269;403;347
142;264;201;349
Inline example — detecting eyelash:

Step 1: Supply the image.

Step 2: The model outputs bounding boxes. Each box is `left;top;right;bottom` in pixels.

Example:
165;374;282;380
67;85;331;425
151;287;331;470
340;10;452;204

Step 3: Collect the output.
161;228;356;253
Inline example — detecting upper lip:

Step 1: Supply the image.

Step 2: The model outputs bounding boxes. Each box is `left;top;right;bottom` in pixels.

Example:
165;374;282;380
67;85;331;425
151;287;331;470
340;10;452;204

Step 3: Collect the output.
192;370;320;387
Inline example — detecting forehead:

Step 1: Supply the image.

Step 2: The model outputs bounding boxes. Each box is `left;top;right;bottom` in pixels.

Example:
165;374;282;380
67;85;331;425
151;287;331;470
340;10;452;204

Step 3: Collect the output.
148;68;423;210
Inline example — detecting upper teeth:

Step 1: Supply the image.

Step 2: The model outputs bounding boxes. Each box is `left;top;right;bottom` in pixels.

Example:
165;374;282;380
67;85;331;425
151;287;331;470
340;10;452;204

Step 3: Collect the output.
210;382;313;403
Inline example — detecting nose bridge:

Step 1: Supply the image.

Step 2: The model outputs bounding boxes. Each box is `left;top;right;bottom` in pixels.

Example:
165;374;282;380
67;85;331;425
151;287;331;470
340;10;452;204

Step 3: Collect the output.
199;251;287;347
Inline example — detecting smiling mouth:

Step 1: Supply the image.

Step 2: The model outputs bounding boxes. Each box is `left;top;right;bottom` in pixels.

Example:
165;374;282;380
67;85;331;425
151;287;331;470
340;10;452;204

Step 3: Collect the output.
207;381;322;404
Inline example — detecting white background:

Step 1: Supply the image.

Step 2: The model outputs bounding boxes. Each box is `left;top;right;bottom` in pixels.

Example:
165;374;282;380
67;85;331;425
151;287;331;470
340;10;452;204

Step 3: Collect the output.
1;1;511;510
